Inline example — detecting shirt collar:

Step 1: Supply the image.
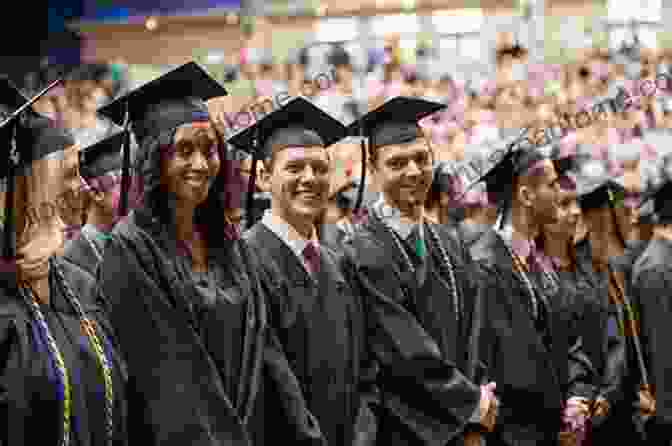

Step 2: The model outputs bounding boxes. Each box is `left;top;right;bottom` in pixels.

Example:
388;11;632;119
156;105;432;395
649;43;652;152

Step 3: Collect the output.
497;222;535;259
374;196;424;241
261;210;319;262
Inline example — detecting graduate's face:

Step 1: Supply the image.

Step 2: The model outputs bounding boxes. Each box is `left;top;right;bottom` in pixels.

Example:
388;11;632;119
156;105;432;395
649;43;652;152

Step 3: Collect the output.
162;122;220;207
88;175;123;223
372;139;433;210
518;159;560;226
265;146;331;222
59;144;85;227
544;187;580;239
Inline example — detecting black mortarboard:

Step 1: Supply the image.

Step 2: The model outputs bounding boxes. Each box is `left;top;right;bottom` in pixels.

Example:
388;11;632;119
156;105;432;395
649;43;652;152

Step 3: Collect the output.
66;63;109;83
78;131;124;180
0;76;68;180
460;129;544;206
0;75;65;259
573;160;627;210
346;96;445;151
97;61;227;147
641;180;672;223
97;62;227;217
226;96;348;229
227;96;347;157
550;143;588;178
1;115;72;261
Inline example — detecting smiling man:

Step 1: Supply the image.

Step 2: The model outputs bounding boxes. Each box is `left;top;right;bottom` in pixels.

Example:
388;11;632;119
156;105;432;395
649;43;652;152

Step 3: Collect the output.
343;97;497;446
232;97;372;446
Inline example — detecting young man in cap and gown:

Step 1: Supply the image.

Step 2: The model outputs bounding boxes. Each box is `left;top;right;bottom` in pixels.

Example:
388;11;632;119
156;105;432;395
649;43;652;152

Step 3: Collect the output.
344;97;498;446
232;97;373;446
467;137;597;446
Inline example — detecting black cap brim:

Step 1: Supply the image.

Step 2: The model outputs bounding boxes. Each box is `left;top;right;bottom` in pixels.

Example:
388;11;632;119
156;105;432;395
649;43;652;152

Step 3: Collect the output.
345;96;446;140
79;130;125;179
226;96;348;157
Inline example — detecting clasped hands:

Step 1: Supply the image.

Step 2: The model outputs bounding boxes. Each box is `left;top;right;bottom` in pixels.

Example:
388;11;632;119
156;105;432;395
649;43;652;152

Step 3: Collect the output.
464;382;498;446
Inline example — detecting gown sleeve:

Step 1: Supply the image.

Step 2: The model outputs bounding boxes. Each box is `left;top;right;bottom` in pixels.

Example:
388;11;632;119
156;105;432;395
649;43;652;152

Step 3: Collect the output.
632;267;672;433
345;242;481;446
253;254;327;446
563;289;597;400
262;326;326;446
0;304;31;446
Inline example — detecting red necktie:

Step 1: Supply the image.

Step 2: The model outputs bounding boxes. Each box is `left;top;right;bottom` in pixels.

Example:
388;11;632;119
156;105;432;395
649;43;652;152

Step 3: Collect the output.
302;242;320;275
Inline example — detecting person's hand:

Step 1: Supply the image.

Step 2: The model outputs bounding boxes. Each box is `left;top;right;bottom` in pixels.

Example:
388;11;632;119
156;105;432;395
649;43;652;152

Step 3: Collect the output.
463;431;482;446
590;396;610;418
637;386;656;418
479;382;497;432
558;430;578;446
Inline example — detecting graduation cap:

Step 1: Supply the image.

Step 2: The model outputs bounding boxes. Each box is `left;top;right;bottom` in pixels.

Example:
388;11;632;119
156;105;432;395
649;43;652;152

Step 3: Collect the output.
1;117;73;261
226;96;348;229
78;131;124;182
96;61;228;217
638;179;672;224
459;128;538;203
66;63;111;83
0;75;64;258
97;62;227;146
344;96;446;212
572;159;630;210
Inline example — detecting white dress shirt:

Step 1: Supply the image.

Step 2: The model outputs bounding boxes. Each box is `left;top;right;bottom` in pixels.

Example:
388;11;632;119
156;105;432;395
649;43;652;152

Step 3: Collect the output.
261;210;320;277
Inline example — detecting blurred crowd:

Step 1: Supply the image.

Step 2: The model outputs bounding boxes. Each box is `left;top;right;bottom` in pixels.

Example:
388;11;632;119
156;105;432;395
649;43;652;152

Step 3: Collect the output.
16;32;672;233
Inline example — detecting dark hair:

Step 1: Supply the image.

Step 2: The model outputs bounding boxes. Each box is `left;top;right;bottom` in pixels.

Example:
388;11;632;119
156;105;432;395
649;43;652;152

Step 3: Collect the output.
135;122;232;256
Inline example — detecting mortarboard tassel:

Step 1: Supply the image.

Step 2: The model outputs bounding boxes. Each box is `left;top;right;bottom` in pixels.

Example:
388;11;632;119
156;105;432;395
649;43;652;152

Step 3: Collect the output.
353;117;367;214
3;121;18;258
118;99;131;218
245;126;260;230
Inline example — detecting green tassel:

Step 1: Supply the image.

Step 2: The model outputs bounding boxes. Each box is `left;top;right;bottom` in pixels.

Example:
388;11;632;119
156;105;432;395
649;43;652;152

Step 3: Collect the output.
415;237;426;258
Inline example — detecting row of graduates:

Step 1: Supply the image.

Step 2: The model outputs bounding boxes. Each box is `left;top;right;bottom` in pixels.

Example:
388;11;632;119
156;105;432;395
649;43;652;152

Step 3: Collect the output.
0;60;670;446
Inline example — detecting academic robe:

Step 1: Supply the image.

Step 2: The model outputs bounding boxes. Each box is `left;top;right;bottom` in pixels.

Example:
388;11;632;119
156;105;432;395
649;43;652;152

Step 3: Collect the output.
469;229;596;446
632;237;672;444
97;209;324;446
457;220;490;251
244;223;371;446
344;209;484;446
0;257;128;446
574;239;647;445
63;225;112;277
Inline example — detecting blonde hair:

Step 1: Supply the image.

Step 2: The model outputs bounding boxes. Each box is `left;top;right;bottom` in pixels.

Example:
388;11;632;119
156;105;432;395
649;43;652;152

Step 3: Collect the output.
13;145;76;248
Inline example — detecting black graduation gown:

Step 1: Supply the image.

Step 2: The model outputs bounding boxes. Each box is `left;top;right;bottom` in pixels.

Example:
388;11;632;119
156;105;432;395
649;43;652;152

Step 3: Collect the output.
632;237;672;444
63;226;111;277
0;258;128;446
97;209;324;446
244;223;369;446
469;229;596;446
319;220;351;250
573;239;647;445
344;211;483;446
456;220;489;251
